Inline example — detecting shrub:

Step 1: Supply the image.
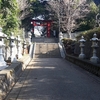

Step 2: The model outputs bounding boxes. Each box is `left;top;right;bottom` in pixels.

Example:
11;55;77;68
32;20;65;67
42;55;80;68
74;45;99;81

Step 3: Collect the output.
76;27;100;40
62;38;76;54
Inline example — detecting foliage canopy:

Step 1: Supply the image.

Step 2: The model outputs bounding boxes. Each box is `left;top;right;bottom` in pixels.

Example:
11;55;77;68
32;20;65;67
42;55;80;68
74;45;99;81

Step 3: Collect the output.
0;0;20;36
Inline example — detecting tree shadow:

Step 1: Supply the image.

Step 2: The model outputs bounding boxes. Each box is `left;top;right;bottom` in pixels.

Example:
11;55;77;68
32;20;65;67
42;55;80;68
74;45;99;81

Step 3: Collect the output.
5;58;75;100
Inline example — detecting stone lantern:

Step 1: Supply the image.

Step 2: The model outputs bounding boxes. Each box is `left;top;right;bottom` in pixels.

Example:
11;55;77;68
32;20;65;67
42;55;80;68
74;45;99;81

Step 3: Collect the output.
22;40;27;55
79;36;86;59
9;33;17;62
17;35;22;59
0;27;8;70
28;31;32;45
90;33;100;63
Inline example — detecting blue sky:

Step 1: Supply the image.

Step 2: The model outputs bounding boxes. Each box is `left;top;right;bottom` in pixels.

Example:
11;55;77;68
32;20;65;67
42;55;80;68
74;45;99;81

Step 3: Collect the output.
93;0;100;5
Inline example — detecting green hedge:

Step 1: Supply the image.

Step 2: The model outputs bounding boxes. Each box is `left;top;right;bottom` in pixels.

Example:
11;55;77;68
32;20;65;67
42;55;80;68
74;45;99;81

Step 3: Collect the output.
76;27;100;40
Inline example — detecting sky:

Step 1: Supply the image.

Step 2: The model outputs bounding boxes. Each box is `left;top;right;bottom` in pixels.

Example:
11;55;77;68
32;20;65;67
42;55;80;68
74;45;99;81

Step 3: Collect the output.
93;0;100;5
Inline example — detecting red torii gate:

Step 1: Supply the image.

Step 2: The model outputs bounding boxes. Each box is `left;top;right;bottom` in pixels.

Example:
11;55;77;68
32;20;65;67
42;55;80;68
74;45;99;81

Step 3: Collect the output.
31;20;52;37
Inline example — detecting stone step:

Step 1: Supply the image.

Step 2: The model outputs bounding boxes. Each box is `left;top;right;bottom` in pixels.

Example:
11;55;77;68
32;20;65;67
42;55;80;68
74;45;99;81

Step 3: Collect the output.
35;43;59;53
32;37;58;43
35;43;61;58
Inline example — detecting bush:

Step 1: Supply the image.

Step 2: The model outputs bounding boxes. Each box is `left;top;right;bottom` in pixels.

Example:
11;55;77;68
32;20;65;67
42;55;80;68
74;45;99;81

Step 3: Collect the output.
62;38;76;54
76;27;100;40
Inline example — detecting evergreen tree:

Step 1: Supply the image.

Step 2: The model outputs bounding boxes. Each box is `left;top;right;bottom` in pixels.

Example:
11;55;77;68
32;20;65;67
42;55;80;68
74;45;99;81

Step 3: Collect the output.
0;0;20;36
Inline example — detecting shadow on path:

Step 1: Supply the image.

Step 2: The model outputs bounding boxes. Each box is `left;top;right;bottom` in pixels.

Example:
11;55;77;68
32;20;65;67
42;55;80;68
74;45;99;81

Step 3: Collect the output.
5;58;100;100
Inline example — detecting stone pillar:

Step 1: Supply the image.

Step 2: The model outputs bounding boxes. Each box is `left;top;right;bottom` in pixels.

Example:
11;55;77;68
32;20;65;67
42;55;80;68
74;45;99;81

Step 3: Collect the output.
59;32;63;44
0;27;8;70
90;33;100;63
79;36;86;59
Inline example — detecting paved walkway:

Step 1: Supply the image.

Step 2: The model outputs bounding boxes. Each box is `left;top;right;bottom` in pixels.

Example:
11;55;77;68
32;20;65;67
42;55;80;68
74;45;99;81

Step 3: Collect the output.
5;58;100;100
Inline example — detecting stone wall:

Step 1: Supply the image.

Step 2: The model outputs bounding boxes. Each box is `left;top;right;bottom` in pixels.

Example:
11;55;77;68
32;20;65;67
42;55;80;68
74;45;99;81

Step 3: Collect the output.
65;54;100;77
0;55;31;99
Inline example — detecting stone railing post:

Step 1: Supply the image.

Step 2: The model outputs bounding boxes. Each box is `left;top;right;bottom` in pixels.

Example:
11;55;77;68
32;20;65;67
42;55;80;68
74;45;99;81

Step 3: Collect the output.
90;33;100;63
79;36;86;59
0;27;8;70
59;32;63;44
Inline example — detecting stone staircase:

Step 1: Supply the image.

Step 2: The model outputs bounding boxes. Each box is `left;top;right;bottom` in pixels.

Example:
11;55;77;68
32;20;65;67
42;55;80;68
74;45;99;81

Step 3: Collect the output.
32;37;58;43
35;43;61;58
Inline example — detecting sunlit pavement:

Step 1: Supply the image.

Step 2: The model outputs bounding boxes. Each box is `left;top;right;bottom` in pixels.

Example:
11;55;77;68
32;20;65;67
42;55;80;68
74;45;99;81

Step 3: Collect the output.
5;58;100;100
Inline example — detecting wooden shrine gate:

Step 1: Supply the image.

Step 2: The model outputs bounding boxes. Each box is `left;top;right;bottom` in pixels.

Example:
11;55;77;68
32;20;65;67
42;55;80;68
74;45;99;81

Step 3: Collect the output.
31;20;52;37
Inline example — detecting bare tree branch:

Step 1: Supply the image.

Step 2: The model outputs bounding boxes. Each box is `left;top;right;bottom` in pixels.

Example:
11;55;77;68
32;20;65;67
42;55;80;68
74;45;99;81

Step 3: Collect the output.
48;0;90;38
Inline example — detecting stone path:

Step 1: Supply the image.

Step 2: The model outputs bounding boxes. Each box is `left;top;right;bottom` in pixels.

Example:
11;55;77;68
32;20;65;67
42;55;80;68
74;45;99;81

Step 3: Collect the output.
5;58;100;100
